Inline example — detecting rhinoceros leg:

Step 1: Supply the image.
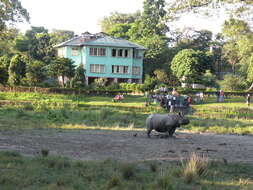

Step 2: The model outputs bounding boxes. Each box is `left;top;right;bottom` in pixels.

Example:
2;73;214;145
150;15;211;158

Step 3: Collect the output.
146;115;154;138
147;128;152;138
168;125;178;136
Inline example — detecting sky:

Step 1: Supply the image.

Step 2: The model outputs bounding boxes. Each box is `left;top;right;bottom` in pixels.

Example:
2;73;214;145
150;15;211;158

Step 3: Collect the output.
16;0;226;35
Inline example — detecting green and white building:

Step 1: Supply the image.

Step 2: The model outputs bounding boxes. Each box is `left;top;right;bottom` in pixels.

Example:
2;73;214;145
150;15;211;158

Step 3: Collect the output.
54;32;145;84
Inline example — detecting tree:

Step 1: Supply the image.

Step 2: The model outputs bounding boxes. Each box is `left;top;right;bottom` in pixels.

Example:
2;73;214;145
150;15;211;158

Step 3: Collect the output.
222;18;253;74
154;69;169;84
219;74;246;91
25;60;46;86
15;26;54;62
107;23;132;39
135;34;168;75
171;49;213;83
143;74;157;91
48;57;75;87
8;54;27;86
167;0;253;21
100;11;141;33
0;28;19;55
0;55;11;84
50;29;75;45
71;63;86;87
0;0;29;33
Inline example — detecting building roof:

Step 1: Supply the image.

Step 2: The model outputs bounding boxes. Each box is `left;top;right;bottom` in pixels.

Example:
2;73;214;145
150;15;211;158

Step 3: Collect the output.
54;33;146;50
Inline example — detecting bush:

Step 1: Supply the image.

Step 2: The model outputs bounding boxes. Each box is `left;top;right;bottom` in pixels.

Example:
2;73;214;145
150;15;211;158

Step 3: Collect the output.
219;74;247;91
181;152;209;184
121;163;136;180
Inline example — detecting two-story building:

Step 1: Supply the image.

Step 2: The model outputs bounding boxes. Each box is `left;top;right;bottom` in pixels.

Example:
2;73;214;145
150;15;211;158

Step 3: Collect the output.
54;32;145;84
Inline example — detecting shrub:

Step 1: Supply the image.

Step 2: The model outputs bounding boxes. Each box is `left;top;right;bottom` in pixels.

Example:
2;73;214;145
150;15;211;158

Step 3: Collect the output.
107;174;121;189
155;170;174;190
219;74;247;91
149;162;158;172
121;163;136;180
181;152;209;184
41;149;49;157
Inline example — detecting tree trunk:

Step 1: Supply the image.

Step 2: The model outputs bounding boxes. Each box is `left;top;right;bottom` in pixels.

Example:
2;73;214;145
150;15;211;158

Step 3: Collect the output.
247;83;253;91
62;75;65;87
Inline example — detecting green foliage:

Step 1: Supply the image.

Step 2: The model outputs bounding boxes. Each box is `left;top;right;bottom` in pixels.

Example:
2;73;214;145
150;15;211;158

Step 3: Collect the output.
0;55;10;84
247;54;253;82
107;23;132;39
201;70;217;87
0;0;29;32
71;63;86;88
99;11;141;33
119;83;144;92
48;57;75;86
50;29;75;45
121;163;136;180
0;151;253;190
93;78;108;88
25;60;46;86
8;54;27;86
219;74;247;91
143;74;157;91
154;69;169;84
171;49;213;83
137;34;168;75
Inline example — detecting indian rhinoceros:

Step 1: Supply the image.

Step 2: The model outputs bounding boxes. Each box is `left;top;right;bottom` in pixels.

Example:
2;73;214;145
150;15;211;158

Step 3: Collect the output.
146;112;189;137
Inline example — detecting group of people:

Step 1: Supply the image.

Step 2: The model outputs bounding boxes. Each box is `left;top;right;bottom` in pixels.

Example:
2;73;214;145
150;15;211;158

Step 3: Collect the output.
216;90;225;102
145;88;192;112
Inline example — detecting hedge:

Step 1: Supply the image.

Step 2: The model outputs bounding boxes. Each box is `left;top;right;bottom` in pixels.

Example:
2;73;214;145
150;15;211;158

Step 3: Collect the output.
0;86;132;96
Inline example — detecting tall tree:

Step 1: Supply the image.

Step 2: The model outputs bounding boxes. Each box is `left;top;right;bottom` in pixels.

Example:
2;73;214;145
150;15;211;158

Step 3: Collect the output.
171;49;213;83
25;60;46;86
48;57;75;87
0;0;29;33
71;63;86;87
222;18;253;73
8;54;27;86
50;29;75;45
0;55;10;84
100;11;141;33
15;26;54;62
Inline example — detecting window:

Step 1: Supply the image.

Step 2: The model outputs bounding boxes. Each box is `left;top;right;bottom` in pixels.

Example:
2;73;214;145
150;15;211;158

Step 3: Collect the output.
90;64;105;73
72;48;79;56
118;49;123;57
112;65;129;74
89;48;106;56
111;49;129;58
124;50;128;57
133;49;142;59
132;66;140;75
112;49;117;57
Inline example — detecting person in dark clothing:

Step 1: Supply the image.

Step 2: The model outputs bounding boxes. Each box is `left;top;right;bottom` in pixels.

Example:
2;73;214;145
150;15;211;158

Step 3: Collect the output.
216;90;220;102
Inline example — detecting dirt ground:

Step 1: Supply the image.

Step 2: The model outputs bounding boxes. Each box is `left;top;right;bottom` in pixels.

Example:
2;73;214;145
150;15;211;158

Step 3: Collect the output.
0;129;253;163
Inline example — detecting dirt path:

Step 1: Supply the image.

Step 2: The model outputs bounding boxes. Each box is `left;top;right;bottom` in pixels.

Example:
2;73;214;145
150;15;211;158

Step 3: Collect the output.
0;130;253;163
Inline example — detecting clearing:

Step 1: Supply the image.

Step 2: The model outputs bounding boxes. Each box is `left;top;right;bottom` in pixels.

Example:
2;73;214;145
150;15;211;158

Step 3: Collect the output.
0;129;253;163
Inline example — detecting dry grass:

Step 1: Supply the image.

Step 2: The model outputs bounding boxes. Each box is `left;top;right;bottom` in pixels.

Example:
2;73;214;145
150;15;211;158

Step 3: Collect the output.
181;152;209;184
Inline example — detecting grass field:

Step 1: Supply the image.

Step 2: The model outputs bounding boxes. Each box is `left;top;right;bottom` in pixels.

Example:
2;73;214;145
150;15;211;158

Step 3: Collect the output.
0;151;253;190
0;92;253;189
0;92;253;135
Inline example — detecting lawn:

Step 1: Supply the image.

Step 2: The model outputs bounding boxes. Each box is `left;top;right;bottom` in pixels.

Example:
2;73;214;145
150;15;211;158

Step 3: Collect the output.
0;92;252;135
0;151;253;190
0;92;253;190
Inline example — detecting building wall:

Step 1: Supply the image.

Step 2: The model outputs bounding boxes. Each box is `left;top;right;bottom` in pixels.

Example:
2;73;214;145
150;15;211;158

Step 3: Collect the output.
66;46;84;67
61;45;143;82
